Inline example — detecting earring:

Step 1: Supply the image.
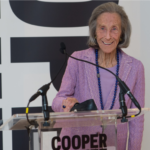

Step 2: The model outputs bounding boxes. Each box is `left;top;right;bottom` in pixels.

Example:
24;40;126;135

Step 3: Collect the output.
120;38;122;41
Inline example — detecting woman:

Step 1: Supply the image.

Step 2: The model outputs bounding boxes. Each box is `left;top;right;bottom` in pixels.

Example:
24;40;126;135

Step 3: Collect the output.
52;2;145;150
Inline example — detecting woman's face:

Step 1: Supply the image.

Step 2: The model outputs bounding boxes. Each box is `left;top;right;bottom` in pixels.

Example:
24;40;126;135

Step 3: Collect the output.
95;12;122;53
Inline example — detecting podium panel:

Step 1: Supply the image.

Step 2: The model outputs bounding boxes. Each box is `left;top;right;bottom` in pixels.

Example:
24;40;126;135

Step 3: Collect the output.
31;125;119;150
0;108;149;150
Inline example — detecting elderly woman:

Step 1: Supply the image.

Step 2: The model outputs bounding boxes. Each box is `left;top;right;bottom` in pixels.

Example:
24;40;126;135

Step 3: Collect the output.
52;2;144;150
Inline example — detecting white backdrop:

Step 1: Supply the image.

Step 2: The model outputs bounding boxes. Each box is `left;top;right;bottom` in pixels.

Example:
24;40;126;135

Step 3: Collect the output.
120;1;150;149
0;0;150;150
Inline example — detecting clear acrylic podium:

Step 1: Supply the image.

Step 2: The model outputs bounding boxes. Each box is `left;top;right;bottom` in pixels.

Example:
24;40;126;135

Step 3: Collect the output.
0;108;149;150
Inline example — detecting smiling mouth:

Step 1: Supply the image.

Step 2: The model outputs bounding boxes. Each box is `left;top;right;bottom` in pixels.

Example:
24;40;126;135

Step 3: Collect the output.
102;41;113;45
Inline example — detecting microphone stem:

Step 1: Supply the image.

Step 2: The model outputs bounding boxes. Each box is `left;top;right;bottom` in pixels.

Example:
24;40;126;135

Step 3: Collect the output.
119;88;128;122
42;94;49;121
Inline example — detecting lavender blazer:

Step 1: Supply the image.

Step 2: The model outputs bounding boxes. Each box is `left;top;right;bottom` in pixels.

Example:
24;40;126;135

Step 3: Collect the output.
52;48;145;150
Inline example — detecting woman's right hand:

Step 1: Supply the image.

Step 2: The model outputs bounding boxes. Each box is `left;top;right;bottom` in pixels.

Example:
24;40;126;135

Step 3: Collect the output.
62;97;78;112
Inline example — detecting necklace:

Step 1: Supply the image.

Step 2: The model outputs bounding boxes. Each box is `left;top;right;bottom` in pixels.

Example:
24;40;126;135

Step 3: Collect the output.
95;49;119;110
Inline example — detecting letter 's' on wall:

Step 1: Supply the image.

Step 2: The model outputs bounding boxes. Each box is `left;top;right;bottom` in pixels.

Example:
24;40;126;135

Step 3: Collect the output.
9;0;118;27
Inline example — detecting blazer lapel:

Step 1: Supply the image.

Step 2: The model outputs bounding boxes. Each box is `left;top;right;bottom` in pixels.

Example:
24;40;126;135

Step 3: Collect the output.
104;50;132;110
83;48;101;110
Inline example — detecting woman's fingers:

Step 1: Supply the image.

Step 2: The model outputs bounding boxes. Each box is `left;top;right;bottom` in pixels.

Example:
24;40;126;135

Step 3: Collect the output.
62;97;78;112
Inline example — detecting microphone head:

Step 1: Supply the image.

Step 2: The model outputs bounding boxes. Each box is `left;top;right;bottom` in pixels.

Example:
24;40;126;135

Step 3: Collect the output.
60;42;66;54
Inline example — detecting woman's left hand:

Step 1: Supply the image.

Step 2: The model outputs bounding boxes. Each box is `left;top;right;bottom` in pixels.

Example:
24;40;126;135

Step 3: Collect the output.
62;97;78;112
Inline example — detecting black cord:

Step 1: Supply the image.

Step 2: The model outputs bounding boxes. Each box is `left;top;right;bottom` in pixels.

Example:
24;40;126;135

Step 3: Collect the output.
50;55;68;84
26;102;38;127
69;54;118;79
26;101;30;125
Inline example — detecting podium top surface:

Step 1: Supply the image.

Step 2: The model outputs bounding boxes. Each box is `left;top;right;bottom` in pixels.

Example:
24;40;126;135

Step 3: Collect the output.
0;108;149;131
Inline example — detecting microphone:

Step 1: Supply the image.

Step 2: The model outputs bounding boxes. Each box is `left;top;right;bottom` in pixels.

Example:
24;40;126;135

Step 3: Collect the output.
29;83;50;102
60;42;141;122
28;83;50;123
60;42;66;54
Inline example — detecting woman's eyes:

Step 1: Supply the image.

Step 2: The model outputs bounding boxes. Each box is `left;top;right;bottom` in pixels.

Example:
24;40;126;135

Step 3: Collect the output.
101;27;105;30
99;27;119;33
112;27;117;30
100;27;117;30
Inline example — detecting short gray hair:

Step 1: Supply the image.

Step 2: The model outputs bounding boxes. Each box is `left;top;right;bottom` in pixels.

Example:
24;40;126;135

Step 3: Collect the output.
88;2;131;49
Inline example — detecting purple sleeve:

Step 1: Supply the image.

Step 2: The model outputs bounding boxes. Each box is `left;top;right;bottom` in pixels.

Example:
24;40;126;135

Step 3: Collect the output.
52;52;78;112
128;61;145;150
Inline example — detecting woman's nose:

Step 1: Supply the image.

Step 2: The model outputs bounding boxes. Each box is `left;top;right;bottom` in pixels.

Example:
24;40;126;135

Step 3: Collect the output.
105;30;111;40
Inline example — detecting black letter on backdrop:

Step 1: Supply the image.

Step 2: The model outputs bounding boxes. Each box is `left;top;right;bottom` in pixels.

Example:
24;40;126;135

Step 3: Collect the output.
99;134;107;148
52;136;61;150
0;39;2;98
9;0;118;27
0;73;2;99
62;136;71;150
0;38;1;64
72;135;81;149
91;134;98;148
0;108;2;150
82;135;90;149
11;37;88;91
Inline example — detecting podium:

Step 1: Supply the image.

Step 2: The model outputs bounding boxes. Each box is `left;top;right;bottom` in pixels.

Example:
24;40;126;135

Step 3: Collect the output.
0;108;149;150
